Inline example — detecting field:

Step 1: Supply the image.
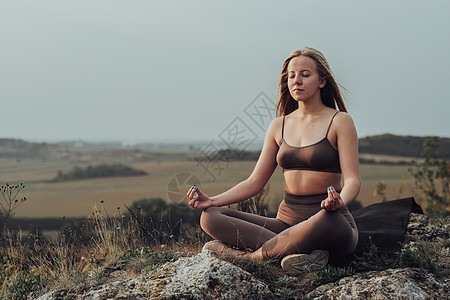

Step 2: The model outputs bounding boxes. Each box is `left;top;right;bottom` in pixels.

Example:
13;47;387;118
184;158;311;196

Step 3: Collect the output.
0;155;422;219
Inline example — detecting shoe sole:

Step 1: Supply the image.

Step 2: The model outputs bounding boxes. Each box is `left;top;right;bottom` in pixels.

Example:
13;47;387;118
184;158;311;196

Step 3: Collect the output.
202;240;220;252
281;250;329;275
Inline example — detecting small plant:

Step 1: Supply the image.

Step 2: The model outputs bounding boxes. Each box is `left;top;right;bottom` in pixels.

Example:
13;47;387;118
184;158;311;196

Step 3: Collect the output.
409;137;449;217
314;265;354;286
6;274;44;300
374;181;387;202
350;238;396;272
398;244;435;272
274;286;294;300
1;182;27;237
274;276;296;299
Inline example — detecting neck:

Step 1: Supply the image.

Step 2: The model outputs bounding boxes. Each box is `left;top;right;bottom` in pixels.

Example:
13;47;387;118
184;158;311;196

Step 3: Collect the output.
297;95;327;116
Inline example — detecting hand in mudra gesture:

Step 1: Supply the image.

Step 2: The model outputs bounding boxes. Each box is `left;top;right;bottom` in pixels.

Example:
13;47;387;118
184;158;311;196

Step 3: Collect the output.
321;186;344;211
186;185;213;210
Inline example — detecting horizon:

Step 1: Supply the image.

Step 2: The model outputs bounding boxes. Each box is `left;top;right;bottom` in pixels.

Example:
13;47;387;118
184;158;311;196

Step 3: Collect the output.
1;131;449;149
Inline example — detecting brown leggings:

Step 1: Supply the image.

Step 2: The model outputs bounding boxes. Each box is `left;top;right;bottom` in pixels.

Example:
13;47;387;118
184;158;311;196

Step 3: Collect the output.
200;192;358;259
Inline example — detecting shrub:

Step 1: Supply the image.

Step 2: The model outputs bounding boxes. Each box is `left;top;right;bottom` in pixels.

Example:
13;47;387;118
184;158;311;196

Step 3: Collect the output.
125;198;201;245
60;219;97;247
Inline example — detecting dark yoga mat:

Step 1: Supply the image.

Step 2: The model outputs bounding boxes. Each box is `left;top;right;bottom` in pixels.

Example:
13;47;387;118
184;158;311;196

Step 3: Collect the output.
351;197;424;255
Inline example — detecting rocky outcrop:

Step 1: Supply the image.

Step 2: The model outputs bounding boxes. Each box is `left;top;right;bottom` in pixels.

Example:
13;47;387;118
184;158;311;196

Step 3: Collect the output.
305;268;446;300
36;213;449;300
37;251;273;300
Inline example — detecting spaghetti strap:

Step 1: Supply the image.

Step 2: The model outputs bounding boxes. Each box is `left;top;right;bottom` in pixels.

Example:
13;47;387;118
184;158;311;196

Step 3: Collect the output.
325;111;339;136
282;116;286;139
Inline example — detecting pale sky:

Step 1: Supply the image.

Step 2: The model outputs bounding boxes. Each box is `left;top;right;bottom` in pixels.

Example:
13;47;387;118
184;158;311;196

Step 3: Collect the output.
1;0;449;145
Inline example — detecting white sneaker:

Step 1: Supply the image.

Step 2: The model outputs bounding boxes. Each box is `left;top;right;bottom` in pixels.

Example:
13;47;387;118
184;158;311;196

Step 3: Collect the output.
281;250;329;275
202;240;220;252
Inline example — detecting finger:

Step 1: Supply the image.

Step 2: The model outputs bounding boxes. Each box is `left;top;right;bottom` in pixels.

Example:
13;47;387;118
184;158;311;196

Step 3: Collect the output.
330;200;336;210
192;185;201;197
330;186;339;198
186;185;196;195
187;185;198;199
186;186;194;198
324;199;331;210
193;186;203;197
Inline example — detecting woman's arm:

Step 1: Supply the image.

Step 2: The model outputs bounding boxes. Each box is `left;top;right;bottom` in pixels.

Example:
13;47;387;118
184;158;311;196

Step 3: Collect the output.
322;113;360;210
187;118;281;209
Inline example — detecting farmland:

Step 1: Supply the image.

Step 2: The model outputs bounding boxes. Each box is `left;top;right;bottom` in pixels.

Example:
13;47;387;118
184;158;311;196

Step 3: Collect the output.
1;155;419;219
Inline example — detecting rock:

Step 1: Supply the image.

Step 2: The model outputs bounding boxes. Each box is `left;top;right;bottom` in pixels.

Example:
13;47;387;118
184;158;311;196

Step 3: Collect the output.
305;268;447;300
406;213;450;244
36;251;273;300
147;250;273;299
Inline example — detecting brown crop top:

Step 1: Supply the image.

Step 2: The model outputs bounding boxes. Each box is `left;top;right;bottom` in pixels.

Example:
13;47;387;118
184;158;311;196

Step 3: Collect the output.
276;111;341;174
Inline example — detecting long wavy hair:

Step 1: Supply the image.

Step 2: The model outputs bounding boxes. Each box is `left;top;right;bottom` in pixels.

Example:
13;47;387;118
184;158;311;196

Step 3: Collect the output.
276;47;347;117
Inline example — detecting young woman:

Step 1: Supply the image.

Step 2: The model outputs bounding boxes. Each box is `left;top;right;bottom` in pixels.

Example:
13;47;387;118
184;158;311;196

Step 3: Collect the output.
186;47;359;274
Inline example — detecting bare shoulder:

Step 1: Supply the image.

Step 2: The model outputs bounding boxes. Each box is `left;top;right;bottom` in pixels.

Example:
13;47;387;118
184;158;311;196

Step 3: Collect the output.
332;112;358;141
267;116;284;132
272;115;285;126
334;112;356;128
266;116;284;143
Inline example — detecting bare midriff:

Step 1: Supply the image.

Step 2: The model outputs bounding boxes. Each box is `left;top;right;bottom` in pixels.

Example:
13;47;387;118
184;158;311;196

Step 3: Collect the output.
283;170;342;195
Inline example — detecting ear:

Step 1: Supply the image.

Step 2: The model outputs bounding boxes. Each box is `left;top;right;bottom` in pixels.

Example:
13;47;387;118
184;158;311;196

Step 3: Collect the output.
319;78;327;89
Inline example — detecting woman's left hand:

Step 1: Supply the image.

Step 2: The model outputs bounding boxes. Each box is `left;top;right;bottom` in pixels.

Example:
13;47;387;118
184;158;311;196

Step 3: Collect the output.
321;186;344;211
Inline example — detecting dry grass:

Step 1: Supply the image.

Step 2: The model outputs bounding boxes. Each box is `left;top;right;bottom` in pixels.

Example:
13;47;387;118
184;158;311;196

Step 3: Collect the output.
0;202;206;299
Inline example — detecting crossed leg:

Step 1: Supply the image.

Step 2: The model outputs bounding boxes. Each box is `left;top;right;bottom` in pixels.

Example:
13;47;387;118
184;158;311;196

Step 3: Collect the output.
200;206;289;251
200;206;357;260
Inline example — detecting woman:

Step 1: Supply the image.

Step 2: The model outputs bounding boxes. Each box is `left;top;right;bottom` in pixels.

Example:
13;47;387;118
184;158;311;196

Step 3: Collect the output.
186;47;359;274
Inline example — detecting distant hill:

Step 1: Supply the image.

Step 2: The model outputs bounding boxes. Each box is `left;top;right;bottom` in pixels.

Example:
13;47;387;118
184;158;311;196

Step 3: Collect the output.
0;138;51;159
1;134;449;162
0;138;196;163
358;134;450;159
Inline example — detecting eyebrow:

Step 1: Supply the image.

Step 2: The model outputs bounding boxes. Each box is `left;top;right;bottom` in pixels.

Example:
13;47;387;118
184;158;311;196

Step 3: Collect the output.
288;69;311;73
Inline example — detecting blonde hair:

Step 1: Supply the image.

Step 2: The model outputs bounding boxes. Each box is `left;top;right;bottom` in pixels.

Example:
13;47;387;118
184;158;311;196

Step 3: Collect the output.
276;47;347;117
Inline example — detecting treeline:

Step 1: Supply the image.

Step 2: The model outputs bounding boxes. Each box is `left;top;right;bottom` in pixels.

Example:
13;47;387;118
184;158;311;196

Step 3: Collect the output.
52;163;147;182
194;149;261;162
358;134;450;159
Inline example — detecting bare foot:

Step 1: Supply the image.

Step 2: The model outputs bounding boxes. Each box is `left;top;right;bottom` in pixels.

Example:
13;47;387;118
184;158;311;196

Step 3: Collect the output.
203;241;247;257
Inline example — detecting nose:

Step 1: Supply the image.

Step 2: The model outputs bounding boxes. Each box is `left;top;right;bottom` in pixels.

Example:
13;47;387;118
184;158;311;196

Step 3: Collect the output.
293;74;302;85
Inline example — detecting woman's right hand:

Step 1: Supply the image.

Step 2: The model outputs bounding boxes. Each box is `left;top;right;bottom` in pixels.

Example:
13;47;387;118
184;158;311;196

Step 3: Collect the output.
186;185;213;210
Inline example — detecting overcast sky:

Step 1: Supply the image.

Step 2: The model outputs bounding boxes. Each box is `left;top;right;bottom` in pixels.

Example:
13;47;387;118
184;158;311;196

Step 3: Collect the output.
1;0;449;145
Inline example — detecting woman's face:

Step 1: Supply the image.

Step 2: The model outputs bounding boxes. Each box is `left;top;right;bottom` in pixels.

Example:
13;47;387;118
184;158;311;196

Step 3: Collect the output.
287;55;326;102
